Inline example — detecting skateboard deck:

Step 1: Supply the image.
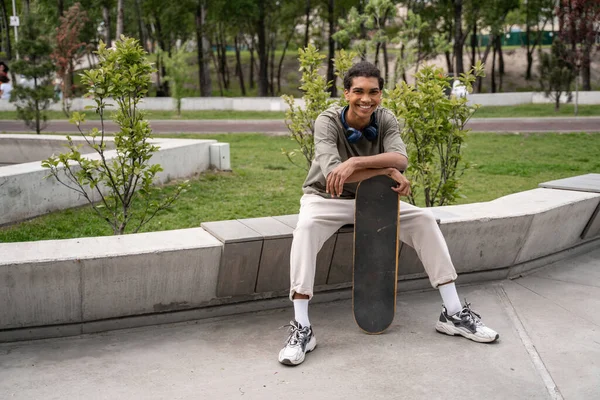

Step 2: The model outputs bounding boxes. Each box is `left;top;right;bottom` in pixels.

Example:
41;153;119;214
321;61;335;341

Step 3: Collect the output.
352;175;400;334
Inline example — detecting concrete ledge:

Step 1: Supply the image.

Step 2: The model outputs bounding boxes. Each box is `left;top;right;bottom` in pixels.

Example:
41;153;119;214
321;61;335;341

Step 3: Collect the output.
0;135;228;226
2;175;600;341
0;228;222;330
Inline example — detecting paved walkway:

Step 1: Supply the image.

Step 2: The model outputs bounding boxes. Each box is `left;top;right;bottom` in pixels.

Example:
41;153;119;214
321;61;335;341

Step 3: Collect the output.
1;117;600;135
0;247;598;400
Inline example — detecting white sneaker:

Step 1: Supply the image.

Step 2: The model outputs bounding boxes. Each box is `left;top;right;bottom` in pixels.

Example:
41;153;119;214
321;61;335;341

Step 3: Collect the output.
278;320;317;366
435;301;499;343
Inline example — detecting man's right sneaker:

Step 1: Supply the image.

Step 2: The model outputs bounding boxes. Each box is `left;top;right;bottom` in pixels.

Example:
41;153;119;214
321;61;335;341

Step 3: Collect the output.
278;320;317;366
435;301;500;343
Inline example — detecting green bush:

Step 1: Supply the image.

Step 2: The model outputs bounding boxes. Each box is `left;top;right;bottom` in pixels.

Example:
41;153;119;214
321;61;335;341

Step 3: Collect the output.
42;37;188;235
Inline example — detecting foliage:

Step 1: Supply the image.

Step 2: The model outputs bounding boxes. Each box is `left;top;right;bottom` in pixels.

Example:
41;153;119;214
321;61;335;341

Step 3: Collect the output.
392;11;450;85
10;13;57;134
383;62;485;207
42;37;189;235
159;45;191;116
538;38;575;111
51;2;90;117
281;45;355;171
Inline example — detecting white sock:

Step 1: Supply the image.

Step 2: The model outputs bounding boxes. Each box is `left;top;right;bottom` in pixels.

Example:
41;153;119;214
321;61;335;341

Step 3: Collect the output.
293;299;310;327
438;282;462;315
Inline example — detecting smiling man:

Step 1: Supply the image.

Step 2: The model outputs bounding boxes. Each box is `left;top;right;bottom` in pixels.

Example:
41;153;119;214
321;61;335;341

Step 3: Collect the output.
278;61;499;367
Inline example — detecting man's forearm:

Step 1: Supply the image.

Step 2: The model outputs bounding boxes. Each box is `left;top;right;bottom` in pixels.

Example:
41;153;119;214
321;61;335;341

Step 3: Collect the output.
345;167;394;183
350;152;407;171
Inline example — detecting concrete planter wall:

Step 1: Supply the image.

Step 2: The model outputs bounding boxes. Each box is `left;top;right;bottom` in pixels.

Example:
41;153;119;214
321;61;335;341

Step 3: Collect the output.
1;174;599;342
0;135;230;226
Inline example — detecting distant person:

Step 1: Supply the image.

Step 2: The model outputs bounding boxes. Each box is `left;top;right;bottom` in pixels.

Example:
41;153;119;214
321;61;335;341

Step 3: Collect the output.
451;79;468;99
277;61;499;367
0;61;8;77
0;75;12;100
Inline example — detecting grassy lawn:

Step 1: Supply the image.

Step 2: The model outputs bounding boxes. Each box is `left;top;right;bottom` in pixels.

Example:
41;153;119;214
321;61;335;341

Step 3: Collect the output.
0;103;598;122
473;104;600;118
1;131;599;243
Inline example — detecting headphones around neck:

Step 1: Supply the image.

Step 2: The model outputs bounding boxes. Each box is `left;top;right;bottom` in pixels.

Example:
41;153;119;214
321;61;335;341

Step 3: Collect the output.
339;105;378;143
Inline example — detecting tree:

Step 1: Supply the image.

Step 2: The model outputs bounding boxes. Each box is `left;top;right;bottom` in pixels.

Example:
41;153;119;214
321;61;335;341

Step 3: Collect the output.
42;37;188;235
160;45;191;116
195;0;212;96
282;45;354;171
538;37;575;111
383;62;485;207
521;0;554;80
10;13;56;134
557;0;600;112
51;2;89;117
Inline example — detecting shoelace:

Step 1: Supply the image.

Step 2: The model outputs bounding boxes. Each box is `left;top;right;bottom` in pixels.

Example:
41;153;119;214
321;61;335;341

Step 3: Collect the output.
280;322;309;346
459;300;484;327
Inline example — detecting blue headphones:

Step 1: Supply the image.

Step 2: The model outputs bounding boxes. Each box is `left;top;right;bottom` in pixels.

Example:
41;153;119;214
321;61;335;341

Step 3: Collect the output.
339;105;378;143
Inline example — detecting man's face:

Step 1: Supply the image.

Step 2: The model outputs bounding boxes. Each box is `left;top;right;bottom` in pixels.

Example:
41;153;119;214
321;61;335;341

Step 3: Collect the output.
344;76;382;121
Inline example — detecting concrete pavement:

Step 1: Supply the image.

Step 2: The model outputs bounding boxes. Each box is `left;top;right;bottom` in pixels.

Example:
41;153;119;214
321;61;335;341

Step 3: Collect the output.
1;116;600;135
0;247;598;400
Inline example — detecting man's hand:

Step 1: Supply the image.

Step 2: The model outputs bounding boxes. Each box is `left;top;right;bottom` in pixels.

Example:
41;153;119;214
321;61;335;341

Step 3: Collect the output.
387;168;411;197
326;159;357;197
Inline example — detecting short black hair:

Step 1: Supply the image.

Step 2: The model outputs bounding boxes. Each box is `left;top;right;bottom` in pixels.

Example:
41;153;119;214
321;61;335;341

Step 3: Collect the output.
0;61;8;73
343;61;384;91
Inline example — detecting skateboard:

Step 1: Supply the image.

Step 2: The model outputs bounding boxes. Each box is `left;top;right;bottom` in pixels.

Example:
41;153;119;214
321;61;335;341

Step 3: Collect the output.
352;175;400;334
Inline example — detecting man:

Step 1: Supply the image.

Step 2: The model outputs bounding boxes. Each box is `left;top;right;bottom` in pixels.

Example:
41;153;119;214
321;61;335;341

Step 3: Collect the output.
278;61;499;367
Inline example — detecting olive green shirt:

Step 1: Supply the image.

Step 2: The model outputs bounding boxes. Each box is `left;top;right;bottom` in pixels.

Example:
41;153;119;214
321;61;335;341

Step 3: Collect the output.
302;105;407;199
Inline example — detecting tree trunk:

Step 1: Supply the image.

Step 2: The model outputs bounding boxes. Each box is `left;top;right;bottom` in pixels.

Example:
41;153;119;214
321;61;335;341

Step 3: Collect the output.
218;27;229;90
476;39;493;92
195;0;212;97
103;5;111;46
445;50;453;75
277;29;293;95
116;0;124;39
374;43;380;68
470;21;477;68
269;31;276;96
249;37;255;89
526;51;533;81
234;35;246;96
134;0;148;51
257;0;269;97
497;35;504;92
326;0;336;97
58;0;64;16
211;45;224;96
304;0;311;48
153;15;169;96
0;0;12;60
382;43;389;87
453;0;464;76
491;40;496;93
581;44;591;91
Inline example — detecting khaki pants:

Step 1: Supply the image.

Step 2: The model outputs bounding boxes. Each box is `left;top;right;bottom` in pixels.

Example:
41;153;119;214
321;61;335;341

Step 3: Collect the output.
289;194;457;300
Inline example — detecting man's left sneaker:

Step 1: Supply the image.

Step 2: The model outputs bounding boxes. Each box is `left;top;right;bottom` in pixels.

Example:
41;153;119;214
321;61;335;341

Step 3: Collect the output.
435;301;499;343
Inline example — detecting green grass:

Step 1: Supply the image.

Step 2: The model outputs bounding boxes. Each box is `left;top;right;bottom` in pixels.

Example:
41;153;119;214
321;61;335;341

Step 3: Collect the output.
473;104;600;118
1;132;599;243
